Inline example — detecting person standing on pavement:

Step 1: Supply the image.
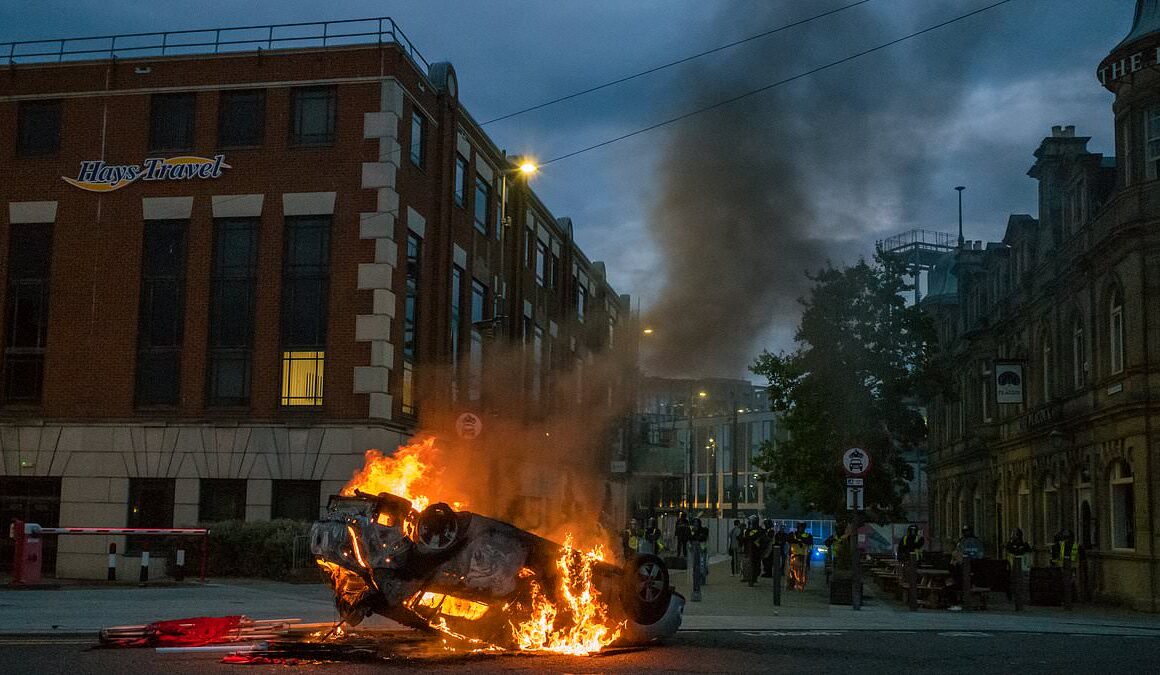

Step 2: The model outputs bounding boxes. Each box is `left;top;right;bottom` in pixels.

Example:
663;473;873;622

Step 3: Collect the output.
741;515;763;586
897;524;925;561
675;511;691;558
1004;527;1032;602
641;517;662;555
761;519;776;578
691;517;710;585
728;519;743;576
1050;528;1079;602
622;518;640;560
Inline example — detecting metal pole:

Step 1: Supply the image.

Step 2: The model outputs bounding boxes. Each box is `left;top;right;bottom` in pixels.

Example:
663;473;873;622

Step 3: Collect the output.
200;533;208;583
955;186;966;248
1013;557;1024;611
731;396;739;519
771;542;783;606
905;555;918;611
852;515;863;610
1062;554;1073;610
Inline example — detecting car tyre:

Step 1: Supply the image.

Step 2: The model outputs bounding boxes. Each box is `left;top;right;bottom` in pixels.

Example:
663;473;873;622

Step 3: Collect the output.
620;553;672;626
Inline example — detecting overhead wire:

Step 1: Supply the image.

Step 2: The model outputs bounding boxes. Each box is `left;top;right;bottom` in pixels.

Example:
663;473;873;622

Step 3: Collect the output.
480;0;875;126
540;0;1018;167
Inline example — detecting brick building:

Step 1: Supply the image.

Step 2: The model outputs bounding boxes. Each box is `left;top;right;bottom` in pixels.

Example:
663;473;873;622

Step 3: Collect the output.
923;1;1160;609
0;19;631;577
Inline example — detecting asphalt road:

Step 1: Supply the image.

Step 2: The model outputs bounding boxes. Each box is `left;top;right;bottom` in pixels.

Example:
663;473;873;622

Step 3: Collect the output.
2;629;1157;674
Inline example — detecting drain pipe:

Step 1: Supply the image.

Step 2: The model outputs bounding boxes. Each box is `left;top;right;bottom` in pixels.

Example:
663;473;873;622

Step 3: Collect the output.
1141;249;1158;613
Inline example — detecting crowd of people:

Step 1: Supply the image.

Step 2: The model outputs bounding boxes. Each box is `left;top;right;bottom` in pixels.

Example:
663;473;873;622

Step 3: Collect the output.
620;513;817;590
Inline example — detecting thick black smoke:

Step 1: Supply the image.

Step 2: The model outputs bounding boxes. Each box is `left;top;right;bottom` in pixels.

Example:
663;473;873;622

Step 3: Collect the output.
643;0;1000;377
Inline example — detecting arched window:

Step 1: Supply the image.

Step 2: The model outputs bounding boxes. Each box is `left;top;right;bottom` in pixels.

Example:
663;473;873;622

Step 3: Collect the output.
1041;474;1060;544
1016;478;1031;539
1072;315;1085;390
973;485;984;539
1075;463;1094;549
1110;288;1124;375
1041;329;1053;402
1110;460;1135;549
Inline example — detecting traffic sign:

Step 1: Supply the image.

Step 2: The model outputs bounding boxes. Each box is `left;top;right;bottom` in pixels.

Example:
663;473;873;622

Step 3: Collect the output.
455;412;482;440
846;486;865;511
842;447;871;476
845;478;864;487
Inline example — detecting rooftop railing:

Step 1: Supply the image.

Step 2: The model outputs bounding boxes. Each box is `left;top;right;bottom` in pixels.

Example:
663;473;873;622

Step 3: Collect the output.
1;17;430;72
877;228;957;255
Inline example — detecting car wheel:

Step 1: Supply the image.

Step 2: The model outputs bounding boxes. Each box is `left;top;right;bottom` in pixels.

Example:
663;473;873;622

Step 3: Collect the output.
620;553;672;626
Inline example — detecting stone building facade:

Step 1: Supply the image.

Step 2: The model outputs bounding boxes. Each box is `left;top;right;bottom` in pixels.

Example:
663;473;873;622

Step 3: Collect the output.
924;2;1160;609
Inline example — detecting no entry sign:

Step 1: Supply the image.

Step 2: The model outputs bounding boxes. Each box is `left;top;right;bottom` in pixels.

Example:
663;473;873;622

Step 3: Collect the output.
842;447;870;476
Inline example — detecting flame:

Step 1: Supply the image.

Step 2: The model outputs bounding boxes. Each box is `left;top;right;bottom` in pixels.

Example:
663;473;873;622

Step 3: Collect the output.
511;534;622;655
341;436;459;512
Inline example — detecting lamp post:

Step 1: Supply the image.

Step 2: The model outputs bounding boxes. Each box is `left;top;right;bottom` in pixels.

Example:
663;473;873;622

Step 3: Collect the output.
686;391;708;511
955;185;966;248
497;157;538;319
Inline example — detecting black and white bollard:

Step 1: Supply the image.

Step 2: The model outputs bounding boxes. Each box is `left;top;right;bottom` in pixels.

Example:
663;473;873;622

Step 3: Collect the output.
107;542;117;581
771;549;783;606
139;546;150;584
174;548;186;582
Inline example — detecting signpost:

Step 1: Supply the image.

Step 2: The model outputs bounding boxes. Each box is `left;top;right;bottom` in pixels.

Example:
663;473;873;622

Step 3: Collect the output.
455;412;482;440
842;448;870;611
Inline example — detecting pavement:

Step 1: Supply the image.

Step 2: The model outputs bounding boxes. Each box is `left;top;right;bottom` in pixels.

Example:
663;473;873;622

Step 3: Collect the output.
675;556;1160;636
2;558;1159;638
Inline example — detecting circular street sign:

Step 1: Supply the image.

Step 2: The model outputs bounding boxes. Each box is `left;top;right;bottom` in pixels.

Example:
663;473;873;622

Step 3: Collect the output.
842;447;871;476
455;412;482;440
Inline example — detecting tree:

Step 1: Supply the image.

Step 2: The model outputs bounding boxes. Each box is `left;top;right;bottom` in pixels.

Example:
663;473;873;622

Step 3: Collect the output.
750;255;943;523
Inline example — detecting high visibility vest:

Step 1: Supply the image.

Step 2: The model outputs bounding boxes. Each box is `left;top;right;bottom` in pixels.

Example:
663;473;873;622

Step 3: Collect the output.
1052;541;1079;564
901;534;924;559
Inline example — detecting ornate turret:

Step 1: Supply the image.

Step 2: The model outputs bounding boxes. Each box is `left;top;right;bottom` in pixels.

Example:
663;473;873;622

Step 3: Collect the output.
1099;0;1160;90
1099;1;1160;188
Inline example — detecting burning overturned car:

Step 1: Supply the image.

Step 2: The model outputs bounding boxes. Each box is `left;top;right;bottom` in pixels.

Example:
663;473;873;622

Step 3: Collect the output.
310;490;684;654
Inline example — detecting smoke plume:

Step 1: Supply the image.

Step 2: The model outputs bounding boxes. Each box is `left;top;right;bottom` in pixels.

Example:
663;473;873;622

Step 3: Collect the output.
643;0;999;377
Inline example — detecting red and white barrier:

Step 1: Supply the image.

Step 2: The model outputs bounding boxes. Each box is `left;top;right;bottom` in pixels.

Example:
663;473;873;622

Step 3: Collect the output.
8;520;210;584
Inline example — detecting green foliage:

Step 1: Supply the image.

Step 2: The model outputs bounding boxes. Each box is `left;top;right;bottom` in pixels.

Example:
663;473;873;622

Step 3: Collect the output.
750;255;943;523
193;519;312;579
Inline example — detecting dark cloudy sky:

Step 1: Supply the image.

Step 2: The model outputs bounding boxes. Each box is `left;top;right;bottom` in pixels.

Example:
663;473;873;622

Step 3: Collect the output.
1;0;1138;377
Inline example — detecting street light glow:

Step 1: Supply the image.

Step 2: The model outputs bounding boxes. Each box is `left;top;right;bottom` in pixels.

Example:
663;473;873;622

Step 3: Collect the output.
519;161;538;176
697;391;708;398
642;328;654;335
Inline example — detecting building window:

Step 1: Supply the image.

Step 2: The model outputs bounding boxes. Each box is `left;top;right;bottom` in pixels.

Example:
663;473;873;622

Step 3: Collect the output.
271;480;320;521
402;234;421;416
218;89;266;148
468;280;486;402
207;219;258;407
524;226;535;269
280;216;330;406
16;99;61;157
149;93;196;152
1121;117;1133;187
3;225;53;404
126;478;175;553
1040;331;1052;402
1110;288;1124;375
1072;317;1085;390
198;478;247;522
410;112;426;167
474;176;491;236
450;265;464;401
535;240;549;286
1110;460;1135;549
576;284;587;323
1041;475;1059;545
454;155;468;207
289;86;336;146
1017;479;1031;538
531;324;544;402
1147;106;1160;181
136;220;187;406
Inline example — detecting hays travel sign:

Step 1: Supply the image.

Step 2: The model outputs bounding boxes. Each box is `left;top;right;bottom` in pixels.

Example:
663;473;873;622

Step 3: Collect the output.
62;155;230;192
